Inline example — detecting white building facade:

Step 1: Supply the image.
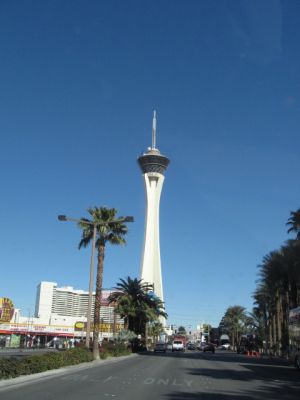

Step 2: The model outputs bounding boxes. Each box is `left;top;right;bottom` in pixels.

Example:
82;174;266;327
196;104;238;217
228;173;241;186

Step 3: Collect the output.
34;281;122;327
0;282;123;348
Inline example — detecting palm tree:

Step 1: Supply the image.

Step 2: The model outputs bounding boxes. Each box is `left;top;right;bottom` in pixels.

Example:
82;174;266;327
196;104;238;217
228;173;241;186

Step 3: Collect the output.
177;326;186;334
251;208;300;356
255;243;300;355
287;208;300;239
78;207;132;359
108;276;167;337
256;250;286;354
253;285;271;352
148;321;165;346
108;277;152;332
246;308;265;350
222;305;248;349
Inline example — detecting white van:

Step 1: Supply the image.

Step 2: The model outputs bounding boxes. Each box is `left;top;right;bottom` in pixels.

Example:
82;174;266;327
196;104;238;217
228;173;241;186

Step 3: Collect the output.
172;340;185;352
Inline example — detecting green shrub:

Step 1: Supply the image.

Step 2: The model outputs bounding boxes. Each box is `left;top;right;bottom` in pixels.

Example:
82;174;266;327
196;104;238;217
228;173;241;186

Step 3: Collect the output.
99;340;132;357
113;342;131;357
0;348;93;380
100;351;108;360
0;358;27;379
43;351;65;369
23;355;49;374
62;347;93;365
0;344;133;380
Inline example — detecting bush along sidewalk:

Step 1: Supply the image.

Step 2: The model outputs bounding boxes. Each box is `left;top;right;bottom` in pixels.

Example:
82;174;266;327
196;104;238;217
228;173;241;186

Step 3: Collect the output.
0;347;93;380
0;342;132;380
99;341;132;359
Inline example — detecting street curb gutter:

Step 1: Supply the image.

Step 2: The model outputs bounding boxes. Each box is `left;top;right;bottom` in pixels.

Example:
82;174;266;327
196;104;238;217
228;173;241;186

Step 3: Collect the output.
0;353;138;390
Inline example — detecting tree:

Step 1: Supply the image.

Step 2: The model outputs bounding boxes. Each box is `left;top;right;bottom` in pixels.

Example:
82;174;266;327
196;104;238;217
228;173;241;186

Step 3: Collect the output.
78;207;132;360
222;305;248;349
253;285;270;352
108;277;153;332
177;326;186;334
287;208;300;239
254;241;300;354
148;321;164;345
246;308;265;349
250;207;300;356
202;324;212;337
108;276;167;338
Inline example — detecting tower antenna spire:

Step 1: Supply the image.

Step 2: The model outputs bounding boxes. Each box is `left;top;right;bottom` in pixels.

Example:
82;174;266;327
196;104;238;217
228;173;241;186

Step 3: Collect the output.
152;110;157;149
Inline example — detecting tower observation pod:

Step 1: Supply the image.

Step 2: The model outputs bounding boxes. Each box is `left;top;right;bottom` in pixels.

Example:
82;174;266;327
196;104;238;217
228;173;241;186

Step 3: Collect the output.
137;111;170;324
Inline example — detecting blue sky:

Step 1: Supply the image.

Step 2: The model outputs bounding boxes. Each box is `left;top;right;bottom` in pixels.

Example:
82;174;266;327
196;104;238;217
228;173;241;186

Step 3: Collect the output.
1;0;299;329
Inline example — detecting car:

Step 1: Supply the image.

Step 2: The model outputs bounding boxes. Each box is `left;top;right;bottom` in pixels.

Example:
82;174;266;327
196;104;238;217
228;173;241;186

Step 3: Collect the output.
166;342;173;351
196;342;207;351
220;343;231;350
290;349;300;370
46;338;65;349
203;343;215;353
187;343;196;350
172;340;185;352
154;342;166;353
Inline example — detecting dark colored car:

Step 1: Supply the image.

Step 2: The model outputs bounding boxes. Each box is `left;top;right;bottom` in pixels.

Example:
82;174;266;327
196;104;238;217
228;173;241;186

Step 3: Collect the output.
187;343;196;350
203;343;215;353
154;343;166;353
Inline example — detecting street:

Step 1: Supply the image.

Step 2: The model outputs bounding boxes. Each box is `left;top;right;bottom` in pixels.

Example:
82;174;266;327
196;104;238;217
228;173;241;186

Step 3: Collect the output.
1;350;299;400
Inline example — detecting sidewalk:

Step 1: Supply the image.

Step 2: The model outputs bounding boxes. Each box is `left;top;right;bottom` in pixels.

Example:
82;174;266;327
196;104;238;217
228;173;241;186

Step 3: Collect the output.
0;353;137;389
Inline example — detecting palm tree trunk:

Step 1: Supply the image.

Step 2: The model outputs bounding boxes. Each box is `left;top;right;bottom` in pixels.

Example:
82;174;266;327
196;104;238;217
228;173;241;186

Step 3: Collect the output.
268;317;272;355
145;322;148;349
272;314;277;355
124;317;129;331
93;244;105;360
276;294;282;355
231;330;235;350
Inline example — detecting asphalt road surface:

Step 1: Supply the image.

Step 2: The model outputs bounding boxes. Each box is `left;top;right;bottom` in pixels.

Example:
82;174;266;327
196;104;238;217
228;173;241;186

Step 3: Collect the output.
1;350;300;400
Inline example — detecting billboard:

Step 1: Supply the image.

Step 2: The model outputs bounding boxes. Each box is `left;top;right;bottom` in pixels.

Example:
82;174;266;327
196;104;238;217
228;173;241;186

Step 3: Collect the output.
0;297;14;323
0;322;75;336
74;321;123;333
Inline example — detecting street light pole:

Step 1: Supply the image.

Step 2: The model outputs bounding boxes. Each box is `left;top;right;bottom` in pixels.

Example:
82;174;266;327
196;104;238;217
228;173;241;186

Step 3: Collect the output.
58;214;96;349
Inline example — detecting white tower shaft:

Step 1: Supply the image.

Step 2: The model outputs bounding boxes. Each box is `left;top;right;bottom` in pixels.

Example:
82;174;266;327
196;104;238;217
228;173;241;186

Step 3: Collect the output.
140;173;165;302
137;112;170;326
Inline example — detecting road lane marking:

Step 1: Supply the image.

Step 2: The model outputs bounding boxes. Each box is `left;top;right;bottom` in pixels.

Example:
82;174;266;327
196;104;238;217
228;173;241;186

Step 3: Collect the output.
60;374;119;384
143;378;193;387
103;376;114;383
172;379;183;387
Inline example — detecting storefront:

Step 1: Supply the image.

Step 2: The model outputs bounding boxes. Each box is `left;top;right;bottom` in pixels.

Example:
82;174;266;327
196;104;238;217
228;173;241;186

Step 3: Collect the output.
0;322;75;348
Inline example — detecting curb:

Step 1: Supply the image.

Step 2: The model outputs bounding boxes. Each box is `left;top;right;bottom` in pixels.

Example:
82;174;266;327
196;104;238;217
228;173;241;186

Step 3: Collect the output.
0;353;138;389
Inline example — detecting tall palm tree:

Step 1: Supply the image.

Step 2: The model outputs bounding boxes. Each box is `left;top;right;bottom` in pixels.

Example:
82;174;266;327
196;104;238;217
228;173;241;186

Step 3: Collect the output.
222;305;248;349
148;321;164;345
256;250;286;354
247;308;265;349
256;241;300;354
108;277;152;332
108;276;167;337
253;285;271;352
287;208;300;239
282;240;300;308
251;208;300;356
78;207;132;359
